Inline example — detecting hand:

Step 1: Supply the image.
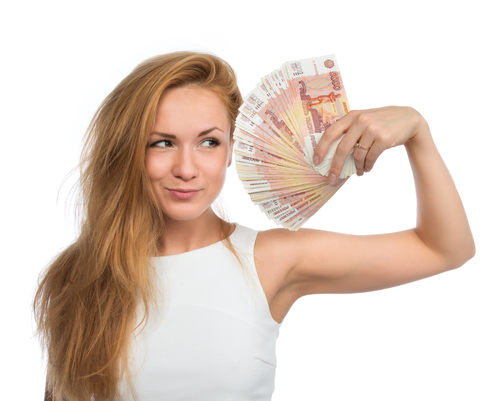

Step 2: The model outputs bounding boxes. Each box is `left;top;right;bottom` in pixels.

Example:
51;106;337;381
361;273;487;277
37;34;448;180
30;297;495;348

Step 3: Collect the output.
313;106;425;183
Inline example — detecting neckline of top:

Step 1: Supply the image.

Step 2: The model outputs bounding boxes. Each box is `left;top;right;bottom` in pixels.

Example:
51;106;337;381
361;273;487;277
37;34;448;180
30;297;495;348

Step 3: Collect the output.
156;222;240;259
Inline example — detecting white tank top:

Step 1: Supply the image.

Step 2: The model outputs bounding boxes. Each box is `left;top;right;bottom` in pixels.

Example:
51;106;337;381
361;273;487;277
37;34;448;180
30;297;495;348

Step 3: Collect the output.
119;223;283;401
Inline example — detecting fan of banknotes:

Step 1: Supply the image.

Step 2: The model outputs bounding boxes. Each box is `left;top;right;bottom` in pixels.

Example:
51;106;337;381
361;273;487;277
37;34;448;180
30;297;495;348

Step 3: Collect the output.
234;54;356;230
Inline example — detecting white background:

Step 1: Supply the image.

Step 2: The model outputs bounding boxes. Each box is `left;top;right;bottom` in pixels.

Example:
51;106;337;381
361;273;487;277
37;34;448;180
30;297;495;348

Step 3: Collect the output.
1;0;499;399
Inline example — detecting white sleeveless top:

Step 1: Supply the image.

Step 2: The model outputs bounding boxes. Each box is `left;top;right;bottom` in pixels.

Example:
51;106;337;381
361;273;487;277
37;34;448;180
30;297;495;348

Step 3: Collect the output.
119;223;283;401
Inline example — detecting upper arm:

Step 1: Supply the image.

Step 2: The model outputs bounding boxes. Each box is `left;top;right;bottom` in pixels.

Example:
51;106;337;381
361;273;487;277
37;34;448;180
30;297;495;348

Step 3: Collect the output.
256;227;461;299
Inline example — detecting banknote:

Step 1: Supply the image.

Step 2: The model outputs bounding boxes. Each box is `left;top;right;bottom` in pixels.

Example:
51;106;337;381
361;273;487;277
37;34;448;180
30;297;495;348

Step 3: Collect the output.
234;54;356;230
283;55;350;140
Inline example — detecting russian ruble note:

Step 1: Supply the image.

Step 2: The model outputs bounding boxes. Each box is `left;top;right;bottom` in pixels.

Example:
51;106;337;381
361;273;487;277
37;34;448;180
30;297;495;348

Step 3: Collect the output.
235;54;355;230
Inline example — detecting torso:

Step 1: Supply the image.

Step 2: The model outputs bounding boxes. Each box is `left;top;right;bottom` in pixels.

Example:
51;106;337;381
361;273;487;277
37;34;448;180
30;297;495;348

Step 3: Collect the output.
159;222;296;324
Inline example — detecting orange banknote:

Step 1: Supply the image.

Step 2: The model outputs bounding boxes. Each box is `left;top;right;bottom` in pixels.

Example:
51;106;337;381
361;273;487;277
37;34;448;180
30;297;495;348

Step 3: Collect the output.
234;54;355;230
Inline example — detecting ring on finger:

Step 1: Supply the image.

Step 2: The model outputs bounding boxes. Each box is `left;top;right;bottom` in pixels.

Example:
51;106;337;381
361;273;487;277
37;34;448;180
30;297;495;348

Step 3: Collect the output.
355;142;371;151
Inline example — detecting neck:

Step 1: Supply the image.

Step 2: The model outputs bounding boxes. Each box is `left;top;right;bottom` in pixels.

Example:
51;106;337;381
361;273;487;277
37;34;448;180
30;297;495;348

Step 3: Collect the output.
159;208;232;256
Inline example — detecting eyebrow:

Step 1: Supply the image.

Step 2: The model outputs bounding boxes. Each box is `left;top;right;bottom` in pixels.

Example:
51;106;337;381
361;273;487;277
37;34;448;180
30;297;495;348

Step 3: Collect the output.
150;127;224;139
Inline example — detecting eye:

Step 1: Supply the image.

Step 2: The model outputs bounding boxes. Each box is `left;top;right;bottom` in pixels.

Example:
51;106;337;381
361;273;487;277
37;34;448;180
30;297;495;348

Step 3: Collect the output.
200;138;221;148
149;140;173;148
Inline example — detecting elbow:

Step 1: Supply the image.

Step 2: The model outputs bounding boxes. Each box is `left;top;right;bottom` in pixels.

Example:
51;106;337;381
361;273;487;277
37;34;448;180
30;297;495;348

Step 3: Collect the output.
461;234;476;266
463;239;476;265
467;237;476;261
446;238;476;270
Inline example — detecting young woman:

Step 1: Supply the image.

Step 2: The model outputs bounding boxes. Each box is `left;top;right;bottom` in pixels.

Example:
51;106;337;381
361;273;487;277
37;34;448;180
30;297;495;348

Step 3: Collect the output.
34;51;474;401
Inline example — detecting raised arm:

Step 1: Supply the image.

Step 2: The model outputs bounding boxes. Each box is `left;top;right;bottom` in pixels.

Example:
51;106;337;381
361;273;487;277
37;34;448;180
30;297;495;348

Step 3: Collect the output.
255;107;475;299
402;110;475;266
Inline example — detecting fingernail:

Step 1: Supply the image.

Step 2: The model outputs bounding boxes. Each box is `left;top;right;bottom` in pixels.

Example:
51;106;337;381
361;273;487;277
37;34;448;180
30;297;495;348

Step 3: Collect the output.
313;155;319;165
328;173;337;183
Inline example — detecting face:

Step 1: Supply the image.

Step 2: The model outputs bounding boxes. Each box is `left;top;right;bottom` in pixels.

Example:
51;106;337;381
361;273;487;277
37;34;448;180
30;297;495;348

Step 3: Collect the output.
145;86;233;222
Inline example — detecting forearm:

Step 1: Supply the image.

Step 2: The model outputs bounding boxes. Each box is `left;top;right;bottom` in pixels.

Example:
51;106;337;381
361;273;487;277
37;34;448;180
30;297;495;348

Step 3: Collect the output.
405;115;475;267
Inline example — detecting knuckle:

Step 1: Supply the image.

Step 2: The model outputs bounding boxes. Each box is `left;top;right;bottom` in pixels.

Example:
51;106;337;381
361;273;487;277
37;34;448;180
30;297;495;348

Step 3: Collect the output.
356;113;372;126
365;156;377;169
377;132;391;143
365;153;376;164
353;151;365;162
336;143;349;155
330;163;341;176
366;123;381;136
315;142;326;153
323;128;335;139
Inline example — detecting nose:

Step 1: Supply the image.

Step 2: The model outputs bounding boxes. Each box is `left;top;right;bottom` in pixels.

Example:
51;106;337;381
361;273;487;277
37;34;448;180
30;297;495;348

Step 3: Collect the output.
172;148;199;181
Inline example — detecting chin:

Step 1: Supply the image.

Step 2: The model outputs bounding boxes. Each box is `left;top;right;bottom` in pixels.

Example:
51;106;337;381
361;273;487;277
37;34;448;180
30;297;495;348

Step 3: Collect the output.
162;204;212;222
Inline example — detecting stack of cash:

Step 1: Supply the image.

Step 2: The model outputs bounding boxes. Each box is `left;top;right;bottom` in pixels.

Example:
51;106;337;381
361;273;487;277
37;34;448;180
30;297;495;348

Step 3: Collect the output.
234;54;356;230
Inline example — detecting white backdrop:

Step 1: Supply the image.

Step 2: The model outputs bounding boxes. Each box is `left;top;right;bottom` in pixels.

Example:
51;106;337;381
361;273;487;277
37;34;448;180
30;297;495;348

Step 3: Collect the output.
1;0;498;399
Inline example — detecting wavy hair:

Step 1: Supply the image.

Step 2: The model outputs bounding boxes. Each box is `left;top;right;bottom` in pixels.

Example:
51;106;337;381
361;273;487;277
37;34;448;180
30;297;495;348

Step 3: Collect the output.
33;51;243;401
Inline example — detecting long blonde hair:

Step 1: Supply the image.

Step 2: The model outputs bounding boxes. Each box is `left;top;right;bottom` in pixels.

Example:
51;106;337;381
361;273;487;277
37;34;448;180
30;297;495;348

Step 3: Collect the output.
33;51;243;401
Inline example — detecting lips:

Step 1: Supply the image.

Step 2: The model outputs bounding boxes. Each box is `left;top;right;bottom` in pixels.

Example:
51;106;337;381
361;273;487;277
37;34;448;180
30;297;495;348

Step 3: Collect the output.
167;188;201;199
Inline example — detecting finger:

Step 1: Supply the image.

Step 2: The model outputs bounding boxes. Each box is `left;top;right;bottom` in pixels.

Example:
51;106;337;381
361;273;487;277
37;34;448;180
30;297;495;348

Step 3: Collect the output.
327;123;367;183
363;140;385;172
313;111;359;165
352;141;373;176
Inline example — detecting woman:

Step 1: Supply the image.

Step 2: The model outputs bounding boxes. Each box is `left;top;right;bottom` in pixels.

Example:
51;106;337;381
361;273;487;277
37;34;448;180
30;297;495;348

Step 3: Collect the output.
34;51;475;401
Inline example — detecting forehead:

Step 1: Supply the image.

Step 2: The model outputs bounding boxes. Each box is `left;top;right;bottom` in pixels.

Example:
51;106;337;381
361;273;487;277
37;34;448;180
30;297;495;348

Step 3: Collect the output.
154;87;230;135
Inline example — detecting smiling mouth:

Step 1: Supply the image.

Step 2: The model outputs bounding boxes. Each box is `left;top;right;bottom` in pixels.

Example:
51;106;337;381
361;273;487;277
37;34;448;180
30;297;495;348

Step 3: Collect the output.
167;188;201;199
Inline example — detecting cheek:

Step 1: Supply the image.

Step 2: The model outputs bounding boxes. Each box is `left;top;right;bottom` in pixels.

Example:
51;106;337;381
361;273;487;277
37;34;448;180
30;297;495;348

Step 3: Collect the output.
201;152;229;192
205;156;227;181
144;153;167;182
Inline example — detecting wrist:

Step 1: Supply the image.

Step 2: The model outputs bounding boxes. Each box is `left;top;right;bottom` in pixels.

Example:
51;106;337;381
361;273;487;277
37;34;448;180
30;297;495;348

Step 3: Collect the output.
404;109;432;152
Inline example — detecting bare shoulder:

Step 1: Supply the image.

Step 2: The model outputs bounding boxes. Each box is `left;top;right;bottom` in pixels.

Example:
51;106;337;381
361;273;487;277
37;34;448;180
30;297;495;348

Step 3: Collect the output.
253;228;340;296
254;227;303;263
254;227;344;270
254;228;312;273
253;228;298;294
